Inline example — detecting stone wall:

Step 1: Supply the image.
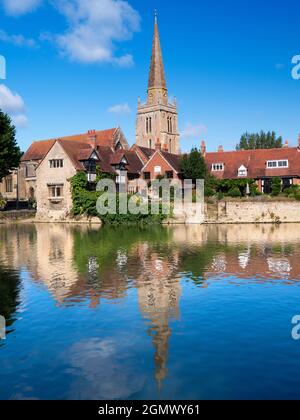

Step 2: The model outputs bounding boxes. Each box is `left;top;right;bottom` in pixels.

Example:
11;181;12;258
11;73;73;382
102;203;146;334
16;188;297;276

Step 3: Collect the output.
0;210;36;223
209;200;300;224
169;200;300;224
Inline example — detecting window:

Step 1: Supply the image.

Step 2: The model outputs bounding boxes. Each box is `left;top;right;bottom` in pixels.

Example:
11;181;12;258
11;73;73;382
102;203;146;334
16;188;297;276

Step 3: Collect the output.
267;160;288;169
49;185;63;198
50;159;63;168
25;164;36;178
166;171;174;179
5;177;13;193
149;139;152;149
167;116;172;133
154;166;162;174
212;163;224;172
238;165;247;177
146;117;152;134
144;172;151;180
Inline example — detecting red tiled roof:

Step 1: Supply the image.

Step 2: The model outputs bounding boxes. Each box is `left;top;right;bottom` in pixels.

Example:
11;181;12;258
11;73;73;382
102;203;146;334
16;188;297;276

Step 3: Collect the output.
21;140;56;162
205;147;300;179
160;150;181;173
22;128;118;162
110;150;144;174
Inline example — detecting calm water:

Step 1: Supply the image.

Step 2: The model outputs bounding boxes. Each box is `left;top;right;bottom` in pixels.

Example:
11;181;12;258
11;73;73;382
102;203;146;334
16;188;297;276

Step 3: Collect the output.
1;223;300;400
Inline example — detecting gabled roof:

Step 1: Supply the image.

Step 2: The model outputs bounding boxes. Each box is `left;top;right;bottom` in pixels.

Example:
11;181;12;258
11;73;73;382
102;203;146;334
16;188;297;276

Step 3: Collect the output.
22;128;123;162
131;145;156;165
142;149;182;174
110;150;144;174
205;147;300;179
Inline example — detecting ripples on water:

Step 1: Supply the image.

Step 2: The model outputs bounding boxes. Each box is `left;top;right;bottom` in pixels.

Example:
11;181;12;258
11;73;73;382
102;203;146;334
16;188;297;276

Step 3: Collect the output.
1;223;300;400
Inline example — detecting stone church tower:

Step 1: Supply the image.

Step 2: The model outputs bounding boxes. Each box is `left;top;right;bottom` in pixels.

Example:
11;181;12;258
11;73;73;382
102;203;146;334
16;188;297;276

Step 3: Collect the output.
136;15;180;154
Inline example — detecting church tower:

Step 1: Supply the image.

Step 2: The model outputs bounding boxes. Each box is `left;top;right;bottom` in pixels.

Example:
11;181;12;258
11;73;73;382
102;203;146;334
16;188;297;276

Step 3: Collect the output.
136;14;180;154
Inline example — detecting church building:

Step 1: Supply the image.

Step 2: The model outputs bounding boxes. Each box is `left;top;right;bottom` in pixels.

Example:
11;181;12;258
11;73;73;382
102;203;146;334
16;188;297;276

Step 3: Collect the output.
136;14;180;155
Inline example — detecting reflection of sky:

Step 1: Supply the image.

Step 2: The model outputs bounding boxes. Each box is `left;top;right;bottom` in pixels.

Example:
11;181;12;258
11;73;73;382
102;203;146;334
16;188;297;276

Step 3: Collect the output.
65;337;146;400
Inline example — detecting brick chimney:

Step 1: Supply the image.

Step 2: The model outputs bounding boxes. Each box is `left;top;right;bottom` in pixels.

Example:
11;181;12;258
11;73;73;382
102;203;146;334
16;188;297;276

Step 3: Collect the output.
218;145;224;153
155;138;162;151
87;130;97;148
201;140;206;156
283;140;289;149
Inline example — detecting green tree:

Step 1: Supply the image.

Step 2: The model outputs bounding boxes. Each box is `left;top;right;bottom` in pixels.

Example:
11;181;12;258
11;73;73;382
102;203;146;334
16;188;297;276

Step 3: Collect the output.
181;148;207;180
236;131;283;151
271;177;282;197
0;111;22;181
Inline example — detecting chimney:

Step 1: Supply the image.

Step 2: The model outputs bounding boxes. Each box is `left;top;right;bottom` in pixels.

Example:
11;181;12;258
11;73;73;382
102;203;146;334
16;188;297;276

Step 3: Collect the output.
155;138;162;151
163;143;169;152
87;130;97;148
201;140;206;156
218;145;224;153
283;140;289;149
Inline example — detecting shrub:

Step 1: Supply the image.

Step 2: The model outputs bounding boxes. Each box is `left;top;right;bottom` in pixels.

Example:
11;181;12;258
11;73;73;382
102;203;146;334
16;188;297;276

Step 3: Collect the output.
69;172;169;225
271;177;282;196
294;191;300;201
228;187;242;198
0;194;6;210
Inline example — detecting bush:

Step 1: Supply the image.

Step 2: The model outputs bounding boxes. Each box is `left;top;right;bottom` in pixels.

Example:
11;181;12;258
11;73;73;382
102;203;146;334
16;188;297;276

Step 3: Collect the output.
271;177;282;196
0;194;6;210
70;172;169;225
228;187;242;198
294;191;300;201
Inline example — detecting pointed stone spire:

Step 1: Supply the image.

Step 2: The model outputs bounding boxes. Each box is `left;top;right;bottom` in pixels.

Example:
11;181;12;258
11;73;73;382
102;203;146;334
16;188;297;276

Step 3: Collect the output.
148;12;167;102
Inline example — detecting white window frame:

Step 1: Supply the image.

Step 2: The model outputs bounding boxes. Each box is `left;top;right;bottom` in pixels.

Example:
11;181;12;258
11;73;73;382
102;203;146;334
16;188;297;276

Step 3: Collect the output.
267;160;289;169
154;166;162;174
212;163;224;172
238;165;247;177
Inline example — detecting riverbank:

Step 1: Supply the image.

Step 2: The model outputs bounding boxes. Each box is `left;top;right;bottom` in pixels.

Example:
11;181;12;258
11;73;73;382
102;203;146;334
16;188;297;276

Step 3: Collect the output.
2;199;300;225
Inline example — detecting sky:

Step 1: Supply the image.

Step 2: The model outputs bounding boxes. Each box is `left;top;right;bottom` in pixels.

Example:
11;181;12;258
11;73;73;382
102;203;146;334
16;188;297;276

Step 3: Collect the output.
0;0;300;153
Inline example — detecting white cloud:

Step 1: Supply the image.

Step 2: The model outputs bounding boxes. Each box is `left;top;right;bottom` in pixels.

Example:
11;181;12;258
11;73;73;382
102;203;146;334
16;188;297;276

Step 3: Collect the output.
54;0;141;66
181;123;207;139
0;84;28;127
2;0;42;16
108;103;131;115
0;30;37;48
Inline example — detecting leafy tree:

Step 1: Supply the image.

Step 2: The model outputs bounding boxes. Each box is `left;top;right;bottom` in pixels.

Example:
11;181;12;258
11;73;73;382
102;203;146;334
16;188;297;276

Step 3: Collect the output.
236;131;283;151
181;148;207;180
271;177;282;196
0;110;22;181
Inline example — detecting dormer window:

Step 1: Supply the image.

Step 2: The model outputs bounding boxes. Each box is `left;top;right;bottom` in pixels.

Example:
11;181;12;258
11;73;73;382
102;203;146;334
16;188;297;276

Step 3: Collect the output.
238;165;247;177
212;163;224;172
267;160;288;169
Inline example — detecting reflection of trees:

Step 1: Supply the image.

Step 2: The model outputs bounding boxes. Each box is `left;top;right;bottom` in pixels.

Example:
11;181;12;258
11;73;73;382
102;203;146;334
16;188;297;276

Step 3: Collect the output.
0;265;21;330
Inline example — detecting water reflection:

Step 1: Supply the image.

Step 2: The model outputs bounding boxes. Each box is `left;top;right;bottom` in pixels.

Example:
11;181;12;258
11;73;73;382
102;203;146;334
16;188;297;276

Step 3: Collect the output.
1;223;300;398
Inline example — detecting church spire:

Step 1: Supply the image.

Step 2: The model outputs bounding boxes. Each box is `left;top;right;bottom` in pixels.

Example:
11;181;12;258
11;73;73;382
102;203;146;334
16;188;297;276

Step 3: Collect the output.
148;12;167;95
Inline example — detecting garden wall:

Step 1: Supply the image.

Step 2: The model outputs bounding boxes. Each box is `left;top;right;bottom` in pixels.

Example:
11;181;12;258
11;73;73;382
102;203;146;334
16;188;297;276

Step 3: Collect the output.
206;200;300;224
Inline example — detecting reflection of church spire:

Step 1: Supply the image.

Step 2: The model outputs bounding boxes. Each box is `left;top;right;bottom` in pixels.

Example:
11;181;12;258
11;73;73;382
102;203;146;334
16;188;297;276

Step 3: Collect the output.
135;243;181;389
148;314;171;389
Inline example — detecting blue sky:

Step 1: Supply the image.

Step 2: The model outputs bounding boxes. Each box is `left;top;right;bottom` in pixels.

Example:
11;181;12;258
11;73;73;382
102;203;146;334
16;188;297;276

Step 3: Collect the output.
0;0;300;153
